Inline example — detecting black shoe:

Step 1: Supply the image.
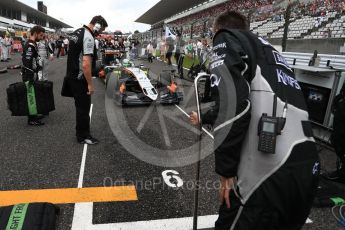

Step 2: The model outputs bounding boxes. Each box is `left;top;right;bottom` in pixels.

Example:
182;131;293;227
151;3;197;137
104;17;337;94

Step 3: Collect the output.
323;168;345;183
36;115;45;120
77;136;99;145
28;120;45;126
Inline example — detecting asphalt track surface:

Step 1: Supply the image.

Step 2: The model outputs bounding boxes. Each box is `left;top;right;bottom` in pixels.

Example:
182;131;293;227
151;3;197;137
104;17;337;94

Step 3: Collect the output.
0;53;344;230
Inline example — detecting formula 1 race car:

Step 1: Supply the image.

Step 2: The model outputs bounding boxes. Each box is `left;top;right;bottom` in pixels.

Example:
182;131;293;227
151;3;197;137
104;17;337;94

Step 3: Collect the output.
105;60;183;106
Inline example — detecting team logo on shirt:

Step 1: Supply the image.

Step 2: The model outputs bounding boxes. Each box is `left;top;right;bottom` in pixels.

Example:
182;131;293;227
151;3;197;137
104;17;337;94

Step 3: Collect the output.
276;69;301;90
70;35;78;43
272;50;292;71
87;39;93;49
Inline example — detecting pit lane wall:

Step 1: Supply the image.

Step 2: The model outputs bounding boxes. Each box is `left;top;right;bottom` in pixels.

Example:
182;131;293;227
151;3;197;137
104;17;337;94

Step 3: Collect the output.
269;38;345;55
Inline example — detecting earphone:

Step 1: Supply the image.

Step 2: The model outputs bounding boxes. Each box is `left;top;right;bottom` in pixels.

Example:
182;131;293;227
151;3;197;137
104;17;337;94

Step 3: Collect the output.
94;23;101;32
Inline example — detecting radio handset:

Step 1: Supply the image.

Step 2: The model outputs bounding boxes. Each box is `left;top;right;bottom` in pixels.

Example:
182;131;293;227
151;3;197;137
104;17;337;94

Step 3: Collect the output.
258;95;287;154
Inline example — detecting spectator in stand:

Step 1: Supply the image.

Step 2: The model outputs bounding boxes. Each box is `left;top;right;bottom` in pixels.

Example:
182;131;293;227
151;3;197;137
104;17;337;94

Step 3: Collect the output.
328;28;332;38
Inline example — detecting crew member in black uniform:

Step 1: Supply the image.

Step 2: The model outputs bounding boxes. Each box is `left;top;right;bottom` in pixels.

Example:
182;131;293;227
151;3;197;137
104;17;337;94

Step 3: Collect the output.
22;25;45;126
65;15;108;144
55;36;64;58
191;11;319;229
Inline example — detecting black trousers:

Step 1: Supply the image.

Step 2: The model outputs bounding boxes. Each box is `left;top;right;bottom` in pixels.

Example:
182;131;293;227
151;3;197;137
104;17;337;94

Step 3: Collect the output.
68;78;91;138
148;53;153;63
215;141;319;230
176;53;184;78
56;47;61;58
166;52;173;65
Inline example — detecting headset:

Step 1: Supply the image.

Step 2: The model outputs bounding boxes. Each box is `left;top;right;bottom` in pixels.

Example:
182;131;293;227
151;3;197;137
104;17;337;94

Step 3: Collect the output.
93;16;106;33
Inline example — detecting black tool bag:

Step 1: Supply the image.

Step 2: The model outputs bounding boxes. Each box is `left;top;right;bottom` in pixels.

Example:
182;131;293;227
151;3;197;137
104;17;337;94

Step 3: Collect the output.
0;203;59;230
34;81;55;114
6;81;55;116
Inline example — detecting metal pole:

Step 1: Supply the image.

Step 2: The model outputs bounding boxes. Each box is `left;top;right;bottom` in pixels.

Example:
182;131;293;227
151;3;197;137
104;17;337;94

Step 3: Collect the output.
192;74;204;230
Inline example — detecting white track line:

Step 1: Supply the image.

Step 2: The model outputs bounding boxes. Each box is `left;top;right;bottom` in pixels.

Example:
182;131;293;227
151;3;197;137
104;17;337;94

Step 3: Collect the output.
73;202;218;230
175;105;214;140
72;104;94;229
91;214;218;230
71;203;93;230
175;104;191;118
157;106;172;147
77;104;93;188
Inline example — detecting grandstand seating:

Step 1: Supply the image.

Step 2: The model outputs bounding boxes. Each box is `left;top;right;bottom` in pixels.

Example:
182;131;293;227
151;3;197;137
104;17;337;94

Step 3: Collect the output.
307;14;345;39
249;19;268;31
252;19;285;38
142;0;345;42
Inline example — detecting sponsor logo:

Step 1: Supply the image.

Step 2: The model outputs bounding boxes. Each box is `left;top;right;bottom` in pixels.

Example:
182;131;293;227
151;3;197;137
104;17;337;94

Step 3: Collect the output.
210;60;224;70
86;42;93;49
210;53;226;62
213;42;226;50
272;50;291;71
210;74;221;87
276;69;301;90
312;162;320;175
